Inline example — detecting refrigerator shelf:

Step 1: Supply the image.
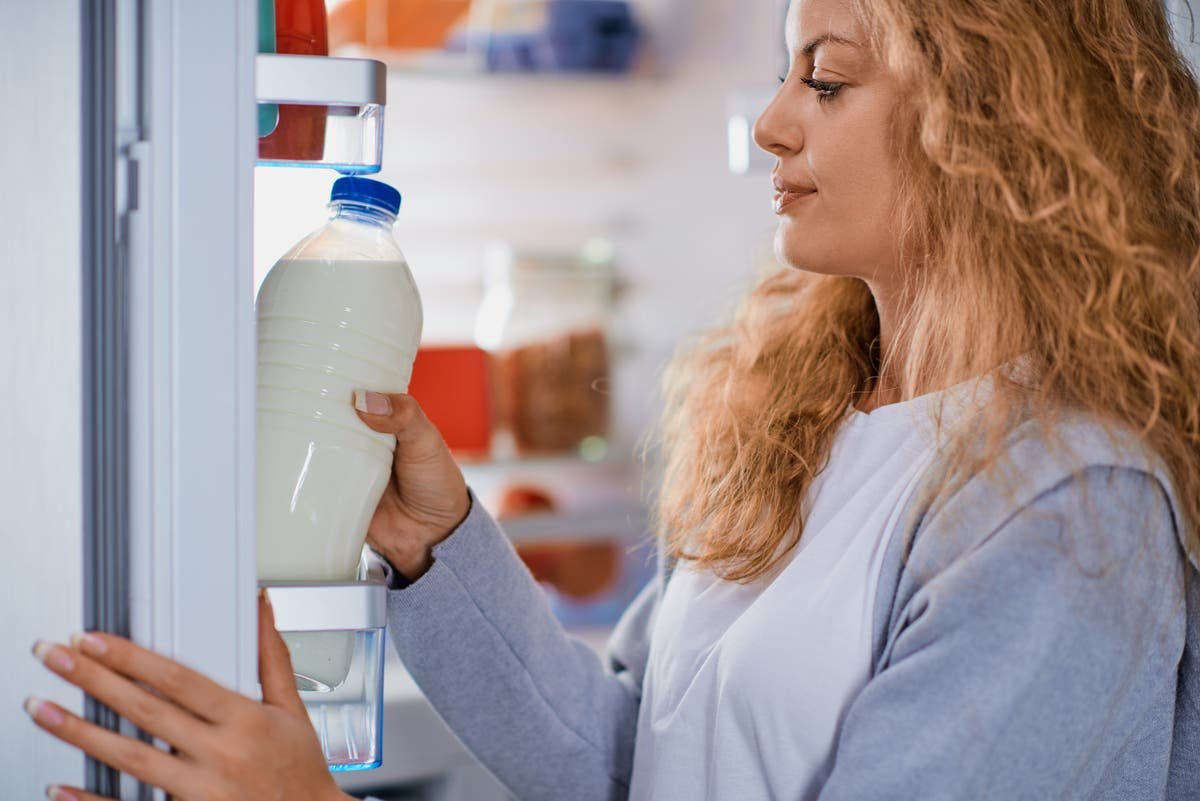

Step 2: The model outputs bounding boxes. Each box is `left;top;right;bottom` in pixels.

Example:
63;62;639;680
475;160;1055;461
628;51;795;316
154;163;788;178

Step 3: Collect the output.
256;53;388;174
261;580;388;772
494;504;648;544
256;53;386;106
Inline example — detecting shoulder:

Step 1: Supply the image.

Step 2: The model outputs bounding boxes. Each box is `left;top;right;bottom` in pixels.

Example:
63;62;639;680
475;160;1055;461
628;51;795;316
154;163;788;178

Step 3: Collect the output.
866;411;1190;669
866;411;1191;658
900;411;1188;577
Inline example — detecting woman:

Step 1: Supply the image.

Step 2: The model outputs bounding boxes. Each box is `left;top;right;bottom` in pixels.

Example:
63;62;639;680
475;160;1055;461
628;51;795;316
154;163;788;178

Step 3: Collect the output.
25;0;1200;799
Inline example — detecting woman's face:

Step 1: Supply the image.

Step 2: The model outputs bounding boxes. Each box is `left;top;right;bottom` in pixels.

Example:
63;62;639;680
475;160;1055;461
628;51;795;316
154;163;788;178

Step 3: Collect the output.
754;0;903;289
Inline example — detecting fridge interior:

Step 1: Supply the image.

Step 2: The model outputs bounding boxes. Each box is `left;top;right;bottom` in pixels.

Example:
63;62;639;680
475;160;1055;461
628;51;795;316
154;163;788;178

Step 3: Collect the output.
251;1;789;795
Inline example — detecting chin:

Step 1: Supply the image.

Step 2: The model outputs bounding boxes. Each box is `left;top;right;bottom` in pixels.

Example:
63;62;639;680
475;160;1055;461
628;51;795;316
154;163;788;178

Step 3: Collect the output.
774;232;847;278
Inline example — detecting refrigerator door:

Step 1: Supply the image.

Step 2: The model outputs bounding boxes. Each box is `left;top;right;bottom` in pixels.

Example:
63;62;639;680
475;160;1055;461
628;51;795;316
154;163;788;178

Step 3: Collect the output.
123;0;258;795
0;2;87;798
1;0;256;799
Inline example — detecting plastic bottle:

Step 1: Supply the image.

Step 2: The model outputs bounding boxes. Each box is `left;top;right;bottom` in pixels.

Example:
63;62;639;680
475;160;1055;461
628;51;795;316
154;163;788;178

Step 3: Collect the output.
256;177;422;690
258;0;329;162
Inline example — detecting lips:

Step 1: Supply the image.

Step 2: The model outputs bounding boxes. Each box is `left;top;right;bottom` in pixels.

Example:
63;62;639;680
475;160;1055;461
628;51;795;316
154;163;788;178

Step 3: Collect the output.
772;174;817;194
772;172;817;214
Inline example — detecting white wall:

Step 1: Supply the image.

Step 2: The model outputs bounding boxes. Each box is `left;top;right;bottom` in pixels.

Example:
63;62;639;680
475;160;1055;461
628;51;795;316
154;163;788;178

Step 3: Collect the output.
254;0;786;463
0;0;85;795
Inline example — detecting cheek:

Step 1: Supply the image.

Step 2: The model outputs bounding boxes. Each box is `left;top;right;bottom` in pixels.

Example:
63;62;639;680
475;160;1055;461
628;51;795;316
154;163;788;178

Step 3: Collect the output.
776;145;899;278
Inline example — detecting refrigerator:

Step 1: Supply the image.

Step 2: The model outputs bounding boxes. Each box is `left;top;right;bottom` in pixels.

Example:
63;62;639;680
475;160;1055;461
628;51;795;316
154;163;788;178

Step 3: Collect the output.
2;0;653;795
2;0;382;797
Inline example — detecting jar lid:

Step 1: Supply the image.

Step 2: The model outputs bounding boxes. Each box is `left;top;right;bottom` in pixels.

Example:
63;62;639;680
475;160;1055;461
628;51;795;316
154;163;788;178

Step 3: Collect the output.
484;241;614;291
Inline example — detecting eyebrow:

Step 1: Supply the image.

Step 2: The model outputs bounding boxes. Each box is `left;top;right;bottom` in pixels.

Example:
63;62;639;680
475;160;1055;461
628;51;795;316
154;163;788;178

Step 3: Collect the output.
796;33;862;58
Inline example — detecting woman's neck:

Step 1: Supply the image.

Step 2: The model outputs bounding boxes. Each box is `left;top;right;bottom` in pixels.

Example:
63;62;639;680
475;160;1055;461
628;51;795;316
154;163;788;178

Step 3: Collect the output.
855;377;904;414
856;279;907;413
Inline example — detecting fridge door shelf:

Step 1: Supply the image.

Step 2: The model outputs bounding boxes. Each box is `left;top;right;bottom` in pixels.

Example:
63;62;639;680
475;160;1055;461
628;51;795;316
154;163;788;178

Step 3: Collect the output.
260;580;388;772
261;579;388;633
256;53;387;174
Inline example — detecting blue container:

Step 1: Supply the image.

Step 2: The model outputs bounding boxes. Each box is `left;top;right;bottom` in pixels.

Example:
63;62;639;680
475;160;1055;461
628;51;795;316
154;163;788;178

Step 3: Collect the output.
457;1;640;74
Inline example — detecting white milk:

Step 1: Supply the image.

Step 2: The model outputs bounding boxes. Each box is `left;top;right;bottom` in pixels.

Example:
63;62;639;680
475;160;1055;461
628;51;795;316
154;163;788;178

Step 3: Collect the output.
257;241;422;688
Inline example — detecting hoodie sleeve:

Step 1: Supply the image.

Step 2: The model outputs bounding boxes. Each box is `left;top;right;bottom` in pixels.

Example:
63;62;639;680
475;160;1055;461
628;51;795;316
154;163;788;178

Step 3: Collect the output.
381;493;661;801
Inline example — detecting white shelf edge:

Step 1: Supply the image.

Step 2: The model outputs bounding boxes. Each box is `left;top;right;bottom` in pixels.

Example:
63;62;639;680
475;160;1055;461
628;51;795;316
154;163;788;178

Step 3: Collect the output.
256;53;387;106
494;505;649;543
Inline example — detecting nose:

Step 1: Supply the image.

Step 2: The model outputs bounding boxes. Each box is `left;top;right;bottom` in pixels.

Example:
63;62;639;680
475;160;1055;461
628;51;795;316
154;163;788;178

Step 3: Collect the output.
753;84;801;158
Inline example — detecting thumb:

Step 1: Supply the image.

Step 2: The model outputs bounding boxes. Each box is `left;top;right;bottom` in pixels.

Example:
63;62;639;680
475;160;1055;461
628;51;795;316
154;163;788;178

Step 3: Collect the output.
257;589;307;715
353;390;438;447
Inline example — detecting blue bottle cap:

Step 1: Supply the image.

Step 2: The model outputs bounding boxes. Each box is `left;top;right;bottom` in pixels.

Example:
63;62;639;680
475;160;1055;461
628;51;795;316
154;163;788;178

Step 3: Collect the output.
330;177;402;216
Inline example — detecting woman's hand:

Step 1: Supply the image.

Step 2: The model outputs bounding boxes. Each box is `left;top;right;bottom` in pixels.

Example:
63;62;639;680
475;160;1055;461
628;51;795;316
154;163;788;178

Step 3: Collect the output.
353;390;471;581
25;592;350;801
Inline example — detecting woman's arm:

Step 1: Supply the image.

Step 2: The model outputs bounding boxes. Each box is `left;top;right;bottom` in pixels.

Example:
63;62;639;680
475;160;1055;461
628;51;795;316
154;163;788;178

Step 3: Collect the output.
352;391;657;800
816;466;1187;801
383;495;660;801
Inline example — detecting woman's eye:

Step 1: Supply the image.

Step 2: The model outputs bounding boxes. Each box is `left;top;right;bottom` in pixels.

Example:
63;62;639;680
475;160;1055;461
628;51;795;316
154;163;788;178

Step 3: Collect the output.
798;76;843;103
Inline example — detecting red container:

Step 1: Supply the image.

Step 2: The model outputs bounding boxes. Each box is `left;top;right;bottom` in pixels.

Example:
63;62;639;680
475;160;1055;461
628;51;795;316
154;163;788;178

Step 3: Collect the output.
259;0;329;162
406;346;493;458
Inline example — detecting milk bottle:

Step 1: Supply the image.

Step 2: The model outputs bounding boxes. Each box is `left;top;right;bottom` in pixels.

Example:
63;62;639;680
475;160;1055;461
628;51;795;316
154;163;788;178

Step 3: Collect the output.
257;177;422;690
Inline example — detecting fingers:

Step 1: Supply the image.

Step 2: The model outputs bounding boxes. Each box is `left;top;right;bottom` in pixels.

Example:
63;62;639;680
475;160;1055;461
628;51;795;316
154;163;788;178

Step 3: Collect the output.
58;631;241;724
32;640;211;754
353;391;435;445
23;697;199;798
46;785;127;801
257;590;307;715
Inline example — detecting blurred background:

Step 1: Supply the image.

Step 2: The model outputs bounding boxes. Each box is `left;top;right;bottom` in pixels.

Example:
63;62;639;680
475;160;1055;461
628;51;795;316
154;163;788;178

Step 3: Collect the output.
248;0;790;795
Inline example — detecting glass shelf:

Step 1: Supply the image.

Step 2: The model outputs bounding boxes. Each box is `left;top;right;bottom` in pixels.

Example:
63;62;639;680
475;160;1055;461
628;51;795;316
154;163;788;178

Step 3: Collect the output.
492;503;648;543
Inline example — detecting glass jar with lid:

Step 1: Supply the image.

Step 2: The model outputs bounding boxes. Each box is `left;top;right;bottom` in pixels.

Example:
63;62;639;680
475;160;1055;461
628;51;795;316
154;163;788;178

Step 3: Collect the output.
474;241;615;459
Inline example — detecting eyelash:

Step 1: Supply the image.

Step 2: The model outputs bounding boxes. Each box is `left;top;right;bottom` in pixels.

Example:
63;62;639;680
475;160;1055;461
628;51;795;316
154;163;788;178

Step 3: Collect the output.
779;74;844;103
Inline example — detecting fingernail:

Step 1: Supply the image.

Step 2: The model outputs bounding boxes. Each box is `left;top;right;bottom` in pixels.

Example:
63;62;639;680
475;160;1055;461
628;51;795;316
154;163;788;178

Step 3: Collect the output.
47;785;79;801
24;697;65;727
354;389;391;415
32;641;75;673
259;588;273;609
69;631;108;656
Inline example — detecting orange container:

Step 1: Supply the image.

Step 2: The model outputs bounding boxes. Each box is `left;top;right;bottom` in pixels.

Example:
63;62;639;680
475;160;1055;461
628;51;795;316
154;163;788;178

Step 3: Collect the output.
515;538;622;601
329;0;472;51
406;345;493;458
258;0;329;162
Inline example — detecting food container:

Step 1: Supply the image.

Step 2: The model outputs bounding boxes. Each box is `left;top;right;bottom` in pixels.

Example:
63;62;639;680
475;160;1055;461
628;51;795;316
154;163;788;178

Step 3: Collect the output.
258;0;330;163
406;345;494;459
474;242;615;458
328;0;473;52
449;0;640;73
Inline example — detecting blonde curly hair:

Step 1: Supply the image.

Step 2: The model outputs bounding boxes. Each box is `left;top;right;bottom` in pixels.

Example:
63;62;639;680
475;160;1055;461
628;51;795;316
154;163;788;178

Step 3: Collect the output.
653;0;1200;582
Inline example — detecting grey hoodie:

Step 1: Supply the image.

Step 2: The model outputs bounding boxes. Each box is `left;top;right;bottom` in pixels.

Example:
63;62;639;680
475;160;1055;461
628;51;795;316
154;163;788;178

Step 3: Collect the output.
376;414;1199;801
